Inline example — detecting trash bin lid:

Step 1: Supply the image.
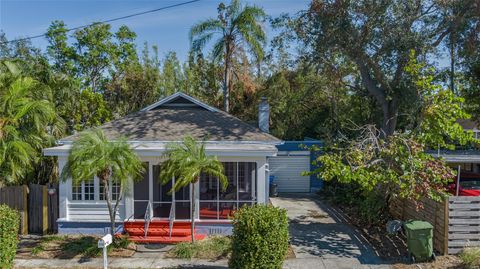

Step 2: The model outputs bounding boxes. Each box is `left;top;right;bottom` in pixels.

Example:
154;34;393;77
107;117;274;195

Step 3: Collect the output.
403;220;433;230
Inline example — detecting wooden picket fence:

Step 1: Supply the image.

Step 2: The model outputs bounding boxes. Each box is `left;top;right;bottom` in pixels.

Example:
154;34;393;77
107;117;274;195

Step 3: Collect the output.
0;184;58;234
390;196;480;255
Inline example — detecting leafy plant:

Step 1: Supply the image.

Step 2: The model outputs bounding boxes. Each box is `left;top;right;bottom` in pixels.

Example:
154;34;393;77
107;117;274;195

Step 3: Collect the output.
61;128;144;238
460;247;480;269
169;236;231;259
0;61;62;185
159;136;228;242
229;204;289;269
310;54;475;205
0;205;20;269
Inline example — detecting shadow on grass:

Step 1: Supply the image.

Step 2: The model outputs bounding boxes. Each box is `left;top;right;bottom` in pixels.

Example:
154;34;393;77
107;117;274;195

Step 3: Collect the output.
57;236;100;261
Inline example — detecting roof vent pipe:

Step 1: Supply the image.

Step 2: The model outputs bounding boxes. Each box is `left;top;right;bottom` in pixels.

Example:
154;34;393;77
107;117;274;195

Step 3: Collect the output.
258;97;270;133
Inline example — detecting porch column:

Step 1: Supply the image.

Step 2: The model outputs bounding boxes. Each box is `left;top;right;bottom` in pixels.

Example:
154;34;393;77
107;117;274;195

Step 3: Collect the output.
194;181;200;220
124;178;134;220
256;158;268;204
58;156;69;220
149;162;153;205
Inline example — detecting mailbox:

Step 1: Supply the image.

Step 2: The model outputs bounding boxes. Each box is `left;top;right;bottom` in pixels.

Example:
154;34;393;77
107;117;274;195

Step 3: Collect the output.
98;234;112;248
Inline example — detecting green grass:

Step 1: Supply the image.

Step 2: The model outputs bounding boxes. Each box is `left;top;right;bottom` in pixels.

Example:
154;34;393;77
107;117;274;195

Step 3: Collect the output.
31;245;44;255
168;236;232;259
30;235;132;258
460;247;480;269
59;236;101;257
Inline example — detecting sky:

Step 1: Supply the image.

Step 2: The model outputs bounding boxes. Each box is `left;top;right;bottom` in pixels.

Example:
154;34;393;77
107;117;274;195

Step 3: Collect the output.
0;0;311;61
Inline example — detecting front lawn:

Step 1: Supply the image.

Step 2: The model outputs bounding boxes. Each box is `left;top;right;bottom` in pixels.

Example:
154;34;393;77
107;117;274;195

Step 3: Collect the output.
17;235;135;259
166;236;232;259
166;235;296;260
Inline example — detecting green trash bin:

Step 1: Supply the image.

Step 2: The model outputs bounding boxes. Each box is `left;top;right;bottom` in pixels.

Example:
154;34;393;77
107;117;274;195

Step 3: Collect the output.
403;220;435;263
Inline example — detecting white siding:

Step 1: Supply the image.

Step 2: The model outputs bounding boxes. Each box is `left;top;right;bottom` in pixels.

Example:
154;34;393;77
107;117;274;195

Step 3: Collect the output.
68;202;125;222
269;156;310;193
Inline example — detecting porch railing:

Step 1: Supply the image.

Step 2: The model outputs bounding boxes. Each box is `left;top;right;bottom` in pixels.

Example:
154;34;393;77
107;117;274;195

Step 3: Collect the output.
144;201;153;238
168;203;175;238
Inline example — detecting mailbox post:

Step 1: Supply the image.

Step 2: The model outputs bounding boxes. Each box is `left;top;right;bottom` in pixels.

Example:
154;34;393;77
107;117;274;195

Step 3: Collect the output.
98;234;112;269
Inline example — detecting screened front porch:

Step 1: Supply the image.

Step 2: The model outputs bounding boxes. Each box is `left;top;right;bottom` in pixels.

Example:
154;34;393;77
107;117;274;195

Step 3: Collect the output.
129;159;261;222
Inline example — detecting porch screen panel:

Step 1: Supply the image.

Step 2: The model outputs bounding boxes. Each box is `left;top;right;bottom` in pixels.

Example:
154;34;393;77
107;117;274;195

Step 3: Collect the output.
134;162;149;200
199;162;257;220
174;184;190;220
153;165;172;218
153;165;173;202
200;173;219;219
220;162;237;200
238;162;256;200
133;162;149;219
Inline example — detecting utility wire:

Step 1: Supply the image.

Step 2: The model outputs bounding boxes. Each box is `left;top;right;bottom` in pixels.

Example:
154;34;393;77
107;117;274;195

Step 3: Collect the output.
0;0;201;45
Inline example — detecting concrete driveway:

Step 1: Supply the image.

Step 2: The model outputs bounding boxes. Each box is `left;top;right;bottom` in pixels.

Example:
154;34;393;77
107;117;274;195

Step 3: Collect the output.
271;193;390;269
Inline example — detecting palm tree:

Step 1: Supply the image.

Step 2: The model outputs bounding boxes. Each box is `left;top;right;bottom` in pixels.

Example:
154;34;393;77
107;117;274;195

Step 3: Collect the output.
190;0;266;112
0;61;59;185
159;136;228;242
61;128;144;238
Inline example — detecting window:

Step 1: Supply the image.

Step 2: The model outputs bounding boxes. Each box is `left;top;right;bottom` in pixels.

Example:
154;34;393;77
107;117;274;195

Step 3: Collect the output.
99;181;121;201
84;179;95;200
72;183;82;201
199;162;257;220
71;179;94;201
112;182;120;200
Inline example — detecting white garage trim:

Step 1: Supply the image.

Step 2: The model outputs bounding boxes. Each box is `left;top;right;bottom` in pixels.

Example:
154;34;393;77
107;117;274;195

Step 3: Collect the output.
268;156;310;193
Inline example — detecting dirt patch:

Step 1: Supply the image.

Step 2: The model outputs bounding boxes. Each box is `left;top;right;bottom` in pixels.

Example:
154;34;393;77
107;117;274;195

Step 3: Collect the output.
286;245;296;259
391;255;463;269
16;235;135;260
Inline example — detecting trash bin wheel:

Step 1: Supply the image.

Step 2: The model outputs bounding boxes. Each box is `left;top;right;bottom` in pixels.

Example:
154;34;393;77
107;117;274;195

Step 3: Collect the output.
408;253;416;264
431;253;436;261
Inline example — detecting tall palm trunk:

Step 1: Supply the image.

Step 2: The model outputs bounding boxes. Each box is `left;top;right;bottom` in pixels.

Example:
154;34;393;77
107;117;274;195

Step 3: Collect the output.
103;178;116;238
223;42;231;113
223;61;230;113
190;182;196;243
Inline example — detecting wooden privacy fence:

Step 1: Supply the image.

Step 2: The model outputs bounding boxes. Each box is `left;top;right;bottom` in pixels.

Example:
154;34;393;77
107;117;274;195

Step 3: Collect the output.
0;184;58;234
391;196;480;255
0;185;28;234
390;197;448;254
448;196;480;254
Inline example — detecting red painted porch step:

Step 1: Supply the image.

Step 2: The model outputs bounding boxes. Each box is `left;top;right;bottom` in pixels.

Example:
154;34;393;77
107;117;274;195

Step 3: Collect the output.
124;221;191;229
128;234;206;244
123;220;205;244
126;227;191;237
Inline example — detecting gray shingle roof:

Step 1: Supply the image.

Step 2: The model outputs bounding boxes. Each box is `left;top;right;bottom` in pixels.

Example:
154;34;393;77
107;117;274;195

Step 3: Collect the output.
61;107;280;143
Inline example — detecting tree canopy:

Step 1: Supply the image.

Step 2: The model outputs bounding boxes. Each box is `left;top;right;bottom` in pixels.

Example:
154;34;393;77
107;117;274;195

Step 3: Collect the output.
0;0;478;192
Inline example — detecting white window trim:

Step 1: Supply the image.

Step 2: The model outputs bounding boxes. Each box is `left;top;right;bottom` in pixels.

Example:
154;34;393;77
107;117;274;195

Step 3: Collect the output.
70;177;120;202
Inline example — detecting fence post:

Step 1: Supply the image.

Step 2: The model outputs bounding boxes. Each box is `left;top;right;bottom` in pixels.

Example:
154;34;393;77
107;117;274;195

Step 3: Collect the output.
42;185;48;234
443;197;449;255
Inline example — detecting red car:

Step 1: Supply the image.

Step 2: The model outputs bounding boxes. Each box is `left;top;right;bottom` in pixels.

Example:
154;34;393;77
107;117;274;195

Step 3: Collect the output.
448;172;480;196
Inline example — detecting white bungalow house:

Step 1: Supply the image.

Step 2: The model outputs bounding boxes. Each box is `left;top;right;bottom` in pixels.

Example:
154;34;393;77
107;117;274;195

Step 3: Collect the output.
44;92;281;241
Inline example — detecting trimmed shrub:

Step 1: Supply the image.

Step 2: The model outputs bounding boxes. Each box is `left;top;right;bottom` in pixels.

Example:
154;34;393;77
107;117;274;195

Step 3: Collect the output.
0;204;20;269
229;204;289;269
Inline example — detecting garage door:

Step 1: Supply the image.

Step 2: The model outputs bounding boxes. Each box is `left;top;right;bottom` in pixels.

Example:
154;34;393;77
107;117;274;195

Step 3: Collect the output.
269;156;310;193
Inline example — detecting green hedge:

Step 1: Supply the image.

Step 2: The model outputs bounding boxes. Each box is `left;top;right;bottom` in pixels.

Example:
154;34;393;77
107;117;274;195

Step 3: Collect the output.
229;204;289;269
0;204;20;269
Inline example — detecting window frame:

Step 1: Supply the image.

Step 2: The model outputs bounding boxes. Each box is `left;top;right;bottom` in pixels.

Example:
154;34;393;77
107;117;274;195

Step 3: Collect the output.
70;177;121;202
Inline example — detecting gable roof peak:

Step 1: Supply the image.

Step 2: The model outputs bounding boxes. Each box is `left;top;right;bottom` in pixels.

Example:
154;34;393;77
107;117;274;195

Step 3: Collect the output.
140;92;220;112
